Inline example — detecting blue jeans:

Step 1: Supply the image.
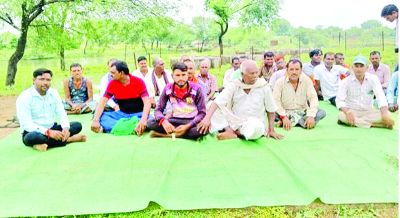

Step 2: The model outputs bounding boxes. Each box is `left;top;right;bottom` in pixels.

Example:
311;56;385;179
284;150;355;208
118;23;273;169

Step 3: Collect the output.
100;110;143;133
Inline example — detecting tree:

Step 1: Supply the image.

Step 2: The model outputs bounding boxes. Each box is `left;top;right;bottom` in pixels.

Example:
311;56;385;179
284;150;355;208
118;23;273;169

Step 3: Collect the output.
0;0;78;86
205;0;279;56
271;18;292;36
192;16;218;52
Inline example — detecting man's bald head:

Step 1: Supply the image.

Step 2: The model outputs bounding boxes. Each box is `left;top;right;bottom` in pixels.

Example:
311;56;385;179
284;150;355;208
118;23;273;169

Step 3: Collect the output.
240;60;258;74
240;60;259;85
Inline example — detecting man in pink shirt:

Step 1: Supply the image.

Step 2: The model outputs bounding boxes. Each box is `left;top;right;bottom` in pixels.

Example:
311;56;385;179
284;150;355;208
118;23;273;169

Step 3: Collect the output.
367;51;391;93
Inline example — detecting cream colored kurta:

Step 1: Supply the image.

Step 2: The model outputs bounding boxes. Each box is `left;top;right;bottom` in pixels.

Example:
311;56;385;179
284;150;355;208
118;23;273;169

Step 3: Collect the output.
273;73;319;117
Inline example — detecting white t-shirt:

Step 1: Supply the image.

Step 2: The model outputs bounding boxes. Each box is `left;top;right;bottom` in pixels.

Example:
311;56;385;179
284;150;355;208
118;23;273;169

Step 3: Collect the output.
314;64;348;100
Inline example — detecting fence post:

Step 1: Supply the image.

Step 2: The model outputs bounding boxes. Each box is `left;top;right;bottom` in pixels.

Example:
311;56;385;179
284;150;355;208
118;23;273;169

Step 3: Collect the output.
298;35;301;57
339;32;341;47
382;31;385;51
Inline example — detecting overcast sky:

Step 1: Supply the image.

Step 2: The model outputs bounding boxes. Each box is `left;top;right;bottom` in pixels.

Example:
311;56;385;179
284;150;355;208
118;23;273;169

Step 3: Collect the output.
179;0;397;29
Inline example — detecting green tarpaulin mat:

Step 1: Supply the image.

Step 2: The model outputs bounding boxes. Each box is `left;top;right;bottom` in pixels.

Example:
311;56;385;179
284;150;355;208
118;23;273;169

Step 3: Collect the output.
0;102;397;216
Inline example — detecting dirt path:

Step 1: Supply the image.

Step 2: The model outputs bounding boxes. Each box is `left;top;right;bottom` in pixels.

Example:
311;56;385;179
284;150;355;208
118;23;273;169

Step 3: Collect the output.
0;96;18;139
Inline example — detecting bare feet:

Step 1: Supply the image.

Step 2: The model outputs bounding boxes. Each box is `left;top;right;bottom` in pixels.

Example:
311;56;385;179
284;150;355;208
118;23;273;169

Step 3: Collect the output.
67;134;87;143
217;131;238;140
32;143;48;151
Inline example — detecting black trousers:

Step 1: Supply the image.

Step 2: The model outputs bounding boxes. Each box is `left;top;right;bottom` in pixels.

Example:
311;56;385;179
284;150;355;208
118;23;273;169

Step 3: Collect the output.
22;122;82;148
147;117;203;140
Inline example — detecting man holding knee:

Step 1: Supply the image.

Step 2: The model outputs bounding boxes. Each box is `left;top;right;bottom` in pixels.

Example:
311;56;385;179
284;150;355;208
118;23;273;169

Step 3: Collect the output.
336;56;394;129
197;60;283;140
16;68;86;151
147;62;206;139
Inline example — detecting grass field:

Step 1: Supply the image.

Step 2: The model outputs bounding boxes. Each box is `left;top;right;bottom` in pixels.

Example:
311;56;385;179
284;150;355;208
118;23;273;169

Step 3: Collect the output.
0;46;397;217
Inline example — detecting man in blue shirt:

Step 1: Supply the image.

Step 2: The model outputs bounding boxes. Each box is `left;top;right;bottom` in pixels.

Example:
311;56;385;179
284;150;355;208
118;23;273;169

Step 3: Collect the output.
16;68;86;151
387;71;399;112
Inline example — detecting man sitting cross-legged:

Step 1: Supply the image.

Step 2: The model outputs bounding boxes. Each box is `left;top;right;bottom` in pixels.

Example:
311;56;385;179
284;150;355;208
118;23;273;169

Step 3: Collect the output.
16;68;86;151
91;61;151;135
147;62;206;140
337;56;394;129
273;59;326;130
197;60;284;141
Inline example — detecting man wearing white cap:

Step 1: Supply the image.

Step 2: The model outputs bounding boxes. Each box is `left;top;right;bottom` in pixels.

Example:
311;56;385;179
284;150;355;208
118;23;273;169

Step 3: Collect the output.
336;55;394;129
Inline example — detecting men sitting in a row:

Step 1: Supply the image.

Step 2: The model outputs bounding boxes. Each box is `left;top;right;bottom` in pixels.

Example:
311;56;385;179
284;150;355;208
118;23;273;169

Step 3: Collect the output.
337;56;394;129
147;62;206;139
17;68;86;151
91;61;151;134
63;63;95;114
273;59;326;130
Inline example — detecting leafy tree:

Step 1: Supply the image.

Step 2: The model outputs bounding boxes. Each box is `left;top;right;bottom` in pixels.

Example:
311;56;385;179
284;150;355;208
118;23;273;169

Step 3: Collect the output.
270;18;292;36
0;0;79;86
205;0;279;56
192;16;218;52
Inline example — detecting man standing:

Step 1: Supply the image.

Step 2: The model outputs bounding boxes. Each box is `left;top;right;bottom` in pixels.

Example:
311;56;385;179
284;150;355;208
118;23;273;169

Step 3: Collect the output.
223;57;241;88
131;56;153;81
197;60;283;141
381;4;399;71
197;59;218;101
147;62;206;139
16;68;86;151
387;71;399;112
367;51;391;93
91;61;151;134
314;52;349;106
336;56;394;129
273;59;326;130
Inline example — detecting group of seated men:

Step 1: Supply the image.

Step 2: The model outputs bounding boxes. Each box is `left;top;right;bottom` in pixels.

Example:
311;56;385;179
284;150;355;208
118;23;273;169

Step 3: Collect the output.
16;50;397;151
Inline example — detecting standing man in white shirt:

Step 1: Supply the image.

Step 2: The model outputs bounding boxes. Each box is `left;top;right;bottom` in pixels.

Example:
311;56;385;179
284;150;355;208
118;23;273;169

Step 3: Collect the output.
381;4;398;71
336;56;394;129
314;52;350;106
16;68;86;151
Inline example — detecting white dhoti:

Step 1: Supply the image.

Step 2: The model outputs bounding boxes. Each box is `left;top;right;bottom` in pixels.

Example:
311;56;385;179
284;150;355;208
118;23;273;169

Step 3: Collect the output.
209;105;265;140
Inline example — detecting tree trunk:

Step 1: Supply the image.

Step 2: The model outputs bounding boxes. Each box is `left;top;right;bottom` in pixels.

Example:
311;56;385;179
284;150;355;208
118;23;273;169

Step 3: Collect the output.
59;45;65;71
200;40;205;53
217;21;229;56
6;27;28;86
83;39;88;55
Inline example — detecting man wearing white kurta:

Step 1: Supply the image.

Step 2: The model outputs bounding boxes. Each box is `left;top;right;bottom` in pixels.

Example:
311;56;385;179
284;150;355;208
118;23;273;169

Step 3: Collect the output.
336;56;394;129
197;60;283;140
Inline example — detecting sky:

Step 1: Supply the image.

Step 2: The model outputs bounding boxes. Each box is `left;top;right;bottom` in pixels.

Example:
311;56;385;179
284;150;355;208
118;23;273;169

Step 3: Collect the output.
179;0;397;29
